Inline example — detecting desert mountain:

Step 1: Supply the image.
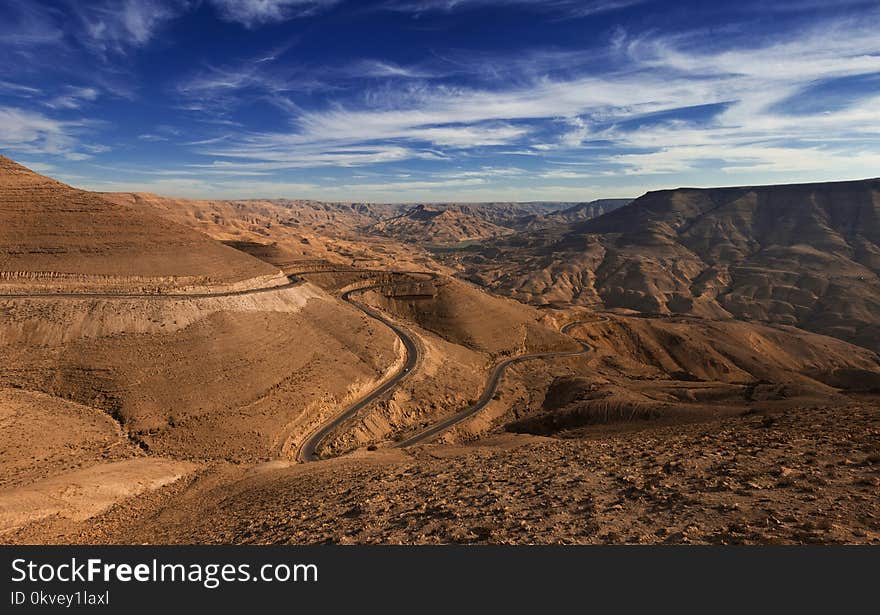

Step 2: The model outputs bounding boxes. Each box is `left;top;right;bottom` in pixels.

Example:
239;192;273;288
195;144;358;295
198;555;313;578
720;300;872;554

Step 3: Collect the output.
3;157;880;545
364;200;632;248
398;202;561;228
517;198;632;230
102;193;404;234
369;204;514;245
550;199;632;223
453;178;880;353
0;156;281;293
101;192;437;271
368;201;626;241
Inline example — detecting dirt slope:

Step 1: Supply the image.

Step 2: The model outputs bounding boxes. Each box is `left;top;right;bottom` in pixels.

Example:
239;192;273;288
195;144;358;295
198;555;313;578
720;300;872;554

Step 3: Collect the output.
0;284;400;461
14;402;878;545
0;156;279;293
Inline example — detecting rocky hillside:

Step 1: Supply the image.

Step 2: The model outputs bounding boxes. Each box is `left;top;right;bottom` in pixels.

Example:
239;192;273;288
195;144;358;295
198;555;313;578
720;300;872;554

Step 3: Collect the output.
369;204;515;245
517;199;632;230
0;157;279;293
454;178;880;353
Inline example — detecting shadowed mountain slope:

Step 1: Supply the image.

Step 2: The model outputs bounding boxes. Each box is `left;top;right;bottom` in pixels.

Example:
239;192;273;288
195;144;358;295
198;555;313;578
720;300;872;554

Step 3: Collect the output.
454;178;880;352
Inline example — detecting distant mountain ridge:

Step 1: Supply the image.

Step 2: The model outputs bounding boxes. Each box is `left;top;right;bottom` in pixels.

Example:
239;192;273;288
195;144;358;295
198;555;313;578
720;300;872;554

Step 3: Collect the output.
516;198;632;230
367;199;632;245
368;204;515;244
453;178;880;353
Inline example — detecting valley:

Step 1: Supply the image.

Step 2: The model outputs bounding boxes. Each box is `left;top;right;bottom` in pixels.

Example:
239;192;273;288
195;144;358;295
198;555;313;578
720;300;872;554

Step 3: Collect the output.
1;156;878;544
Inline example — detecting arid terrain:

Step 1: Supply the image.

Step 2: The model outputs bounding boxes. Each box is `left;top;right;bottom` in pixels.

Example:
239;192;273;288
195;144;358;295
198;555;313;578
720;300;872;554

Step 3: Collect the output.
1;155;878;544
450;181;880;352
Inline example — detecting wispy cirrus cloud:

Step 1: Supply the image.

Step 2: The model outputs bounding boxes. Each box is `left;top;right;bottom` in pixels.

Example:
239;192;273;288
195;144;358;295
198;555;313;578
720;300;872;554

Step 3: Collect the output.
594;13;880;178
196;7;880;187
201;69;723;166
195;143;422;168
0;106;98;160
44;86;100;110
176;52;437;115
0;80;42;96
0;0;64;49
73;0;189;54
352;60;436;79
137;124;183;142
175;44;331;116
207;0;341;27
4;1;880;201
379;0;646;18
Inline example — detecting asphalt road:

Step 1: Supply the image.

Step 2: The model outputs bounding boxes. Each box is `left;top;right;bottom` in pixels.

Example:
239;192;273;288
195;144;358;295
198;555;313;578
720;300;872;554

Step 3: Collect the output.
288;266;610;456
0;277;302;300
394;317;607;448
295;285;420;462
4;263;605;461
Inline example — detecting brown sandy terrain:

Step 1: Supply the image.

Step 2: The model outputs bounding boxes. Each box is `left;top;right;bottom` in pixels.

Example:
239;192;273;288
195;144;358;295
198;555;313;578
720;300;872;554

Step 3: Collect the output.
0;388;139;489
2;157;879;545
0;160;404;537
0;387;197;536
0;156;281;293
0;458;196;535
0;285;400;461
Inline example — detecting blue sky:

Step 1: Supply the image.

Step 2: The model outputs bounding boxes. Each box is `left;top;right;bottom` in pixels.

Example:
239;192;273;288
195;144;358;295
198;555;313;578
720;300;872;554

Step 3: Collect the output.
1;0;879;202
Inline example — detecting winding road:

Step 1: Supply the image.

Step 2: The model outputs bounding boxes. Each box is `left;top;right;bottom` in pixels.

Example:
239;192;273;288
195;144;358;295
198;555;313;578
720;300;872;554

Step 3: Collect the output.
295;284;420;462
291;265;609;460
394;318;605;448
4;259;607;464
0;277;303;300
6;264;608;462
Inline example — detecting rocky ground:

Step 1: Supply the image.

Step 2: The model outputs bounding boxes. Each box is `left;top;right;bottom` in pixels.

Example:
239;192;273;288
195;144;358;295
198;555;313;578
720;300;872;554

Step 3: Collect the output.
9;400;877;545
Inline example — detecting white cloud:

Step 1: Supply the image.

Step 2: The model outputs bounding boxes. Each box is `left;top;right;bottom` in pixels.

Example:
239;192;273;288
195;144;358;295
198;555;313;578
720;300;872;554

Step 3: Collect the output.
0;1;64;48
0;80;42;96
407;124;529;147
0;106;91;159
77;0;184;54
17;1;879;200
353;60;433;79
196;8;880;186
45;86;100;110
207;0;340;27
201;68;719;167
382;0;645;18
539;169;600;180
196;143;422;168
136;124;182;142
70;171;637;202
